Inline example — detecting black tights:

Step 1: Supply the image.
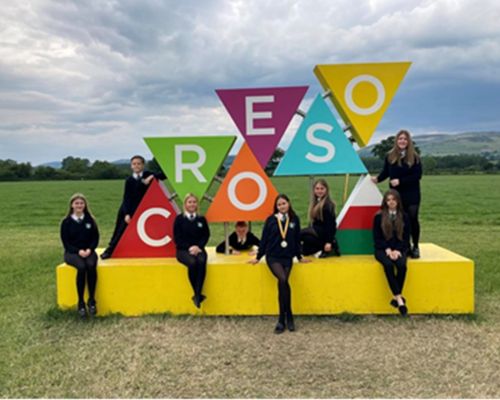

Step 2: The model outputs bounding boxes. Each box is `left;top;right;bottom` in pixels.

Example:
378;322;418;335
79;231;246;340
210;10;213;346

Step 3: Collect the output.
176;249;207;299
403;203;420;248
267;257;293;322
64;252;98;306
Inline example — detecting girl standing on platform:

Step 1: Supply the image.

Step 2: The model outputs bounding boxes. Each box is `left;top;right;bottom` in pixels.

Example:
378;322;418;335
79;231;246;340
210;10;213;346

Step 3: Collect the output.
60;193;99;318
249;194;310;334
372;130;422;258
373;189;410;316
300;179;340;258
173;193;210;309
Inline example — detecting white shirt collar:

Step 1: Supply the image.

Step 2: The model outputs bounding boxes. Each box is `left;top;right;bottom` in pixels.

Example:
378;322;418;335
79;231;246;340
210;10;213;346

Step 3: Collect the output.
276;212;288;220
133;172;143;180
185;212;197;220
71;213;84;222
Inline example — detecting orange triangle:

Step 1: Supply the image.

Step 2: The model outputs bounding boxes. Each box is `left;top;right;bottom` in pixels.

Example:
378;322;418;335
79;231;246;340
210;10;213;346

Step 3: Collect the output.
206;143;278;222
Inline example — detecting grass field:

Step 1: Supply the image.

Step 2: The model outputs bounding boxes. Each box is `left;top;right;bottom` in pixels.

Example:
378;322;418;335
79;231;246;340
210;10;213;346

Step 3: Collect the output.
0;175;499;397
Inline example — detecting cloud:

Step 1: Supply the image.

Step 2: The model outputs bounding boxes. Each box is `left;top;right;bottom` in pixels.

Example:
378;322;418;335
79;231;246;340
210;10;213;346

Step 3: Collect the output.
1;0;500;163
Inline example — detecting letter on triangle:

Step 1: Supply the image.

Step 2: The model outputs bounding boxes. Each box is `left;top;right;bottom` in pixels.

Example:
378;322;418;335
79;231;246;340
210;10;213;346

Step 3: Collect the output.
205;143;279;222
113;179;180;258
314;62;411;147
274;94;367;176
144;135;236;201
215;86;308;168
336;175;383;255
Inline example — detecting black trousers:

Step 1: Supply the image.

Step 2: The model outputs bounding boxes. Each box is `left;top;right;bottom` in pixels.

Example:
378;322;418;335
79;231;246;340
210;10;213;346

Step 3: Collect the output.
300;227;323;255
266;256;293;322
105;206;128;255
375;249;407;296
403;202;420;248
64;251;98;305
176;249;207;299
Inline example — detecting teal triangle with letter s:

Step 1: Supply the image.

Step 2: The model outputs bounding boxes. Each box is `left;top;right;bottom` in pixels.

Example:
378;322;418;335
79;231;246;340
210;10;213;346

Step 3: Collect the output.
274;94;367;176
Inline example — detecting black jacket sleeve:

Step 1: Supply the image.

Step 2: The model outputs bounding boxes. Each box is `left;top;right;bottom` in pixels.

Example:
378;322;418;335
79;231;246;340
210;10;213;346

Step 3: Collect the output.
394;214;411;253
377;156;390;183
372;214;388;251
60;219;79;254
89;218;99;250
322;204;336;244
122;178;134;216
173;215;189;250
196;217;210;249
216;232;238;253
256;218;271;261
294;216;302;260
247;232;260;248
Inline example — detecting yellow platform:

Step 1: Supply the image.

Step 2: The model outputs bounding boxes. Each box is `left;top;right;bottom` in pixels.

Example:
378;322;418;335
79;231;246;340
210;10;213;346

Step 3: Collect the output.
56;243;474;316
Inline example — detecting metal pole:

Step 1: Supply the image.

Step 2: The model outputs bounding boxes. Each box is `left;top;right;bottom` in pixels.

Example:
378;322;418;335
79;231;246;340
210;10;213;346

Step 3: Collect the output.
343;174;350;204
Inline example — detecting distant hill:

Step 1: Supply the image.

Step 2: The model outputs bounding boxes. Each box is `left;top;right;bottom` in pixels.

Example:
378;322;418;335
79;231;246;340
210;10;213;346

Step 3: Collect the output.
38;161;62;169
358;131;500;157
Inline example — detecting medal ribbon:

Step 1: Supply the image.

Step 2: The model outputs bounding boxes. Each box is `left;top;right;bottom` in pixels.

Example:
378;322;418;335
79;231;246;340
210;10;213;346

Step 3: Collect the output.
276;215;290;241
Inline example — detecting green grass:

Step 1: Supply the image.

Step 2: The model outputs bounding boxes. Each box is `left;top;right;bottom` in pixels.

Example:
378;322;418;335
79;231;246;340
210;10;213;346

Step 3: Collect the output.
0;176;499;397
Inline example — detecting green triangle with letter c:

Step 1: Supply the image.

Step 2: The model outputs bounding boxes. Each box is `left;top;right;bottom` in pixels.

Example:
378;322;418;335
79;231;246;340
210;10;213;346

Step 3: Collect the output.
144;135;236;201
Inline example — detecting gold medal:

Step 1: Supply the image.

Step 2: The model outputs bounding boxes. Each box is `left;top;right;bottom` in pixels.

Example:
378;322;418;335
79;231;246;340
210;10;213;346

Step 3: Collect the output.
276;214;290;249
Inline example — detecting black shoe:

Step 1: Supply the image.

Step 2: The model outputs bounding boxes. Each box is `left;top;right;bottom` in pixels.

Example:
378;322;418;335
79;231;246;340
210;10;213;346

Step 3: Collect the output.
286;314;295;332
398;304;408;316
78;303;87;319
390;296;406;308
332;241;341;256
191;296;201;309
100;250;111;260
410;246;420;259
199;294;206;304
88;300;97;316
274;322;285;334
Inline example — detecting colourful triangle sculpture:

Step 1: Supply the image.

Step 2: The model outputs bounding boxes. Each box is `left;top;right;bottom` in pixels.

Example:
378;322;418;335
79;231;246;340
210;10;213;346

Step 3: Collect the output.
336;175;383;255
216;86;308;168
113;179;180;258
144;135;236;201
314;62;411;147
274;94;367;176
205;143;279;222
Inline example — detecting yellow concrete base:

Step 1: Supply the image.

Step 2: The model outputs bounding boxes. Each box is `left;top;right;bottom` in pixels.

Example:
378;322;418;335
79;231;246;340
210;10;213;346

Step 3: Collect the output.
56;243;474;316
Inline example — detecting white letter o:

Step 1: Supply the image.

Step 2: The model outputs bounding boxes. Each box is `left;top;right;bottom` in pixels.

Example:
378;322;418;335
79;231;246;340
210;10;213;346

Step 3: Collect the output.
227;172;267;211
344;74;385;115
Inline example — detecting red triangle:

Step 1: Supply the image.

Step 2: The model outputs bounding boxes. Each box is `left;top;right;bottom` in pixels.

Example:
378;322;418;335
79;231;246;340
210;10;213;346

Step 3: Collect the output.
113;180;180;258
338;206;380;230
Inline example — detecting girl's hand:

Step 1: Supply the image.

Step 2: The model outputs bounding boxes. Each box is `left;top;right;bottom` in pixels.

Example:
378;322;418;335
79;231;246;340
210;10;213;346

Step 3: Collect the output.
248;258;259;265
248;249;257;256
371;176;378;184
324;243;332;252
390;178;400;187
189;246;201;255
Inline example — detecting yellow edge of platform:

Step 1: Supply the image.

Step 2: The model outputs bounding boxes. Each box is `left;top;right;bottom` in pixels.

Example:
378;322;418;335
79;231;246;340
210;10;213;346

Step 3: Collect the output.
56;243;474;316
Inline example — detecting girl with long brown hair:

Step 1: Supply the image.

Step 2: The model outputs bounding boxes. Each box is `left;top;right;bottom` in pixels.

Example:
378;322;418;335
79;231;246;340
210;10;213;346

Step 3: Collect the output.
60;193;100;318
300;179;340;257
373;190;410;316
372;130;422;258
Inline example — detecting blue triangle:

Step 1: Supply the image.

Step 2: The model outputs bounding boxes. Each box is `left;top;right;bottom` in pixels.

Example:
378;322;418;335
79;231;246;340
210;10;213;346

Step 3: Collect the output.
274;94;367;176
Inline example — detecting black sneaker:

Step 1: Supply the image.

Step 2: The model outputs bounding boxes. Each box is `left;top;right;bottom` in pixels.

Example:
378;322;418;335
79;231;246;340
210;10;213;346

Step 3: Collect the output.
88;300;97;316
286;314;295;332
274;322;285;334
192;295;201;309
318;251;332;258
398;304;408;316
100;250;111;260
78;303;87;319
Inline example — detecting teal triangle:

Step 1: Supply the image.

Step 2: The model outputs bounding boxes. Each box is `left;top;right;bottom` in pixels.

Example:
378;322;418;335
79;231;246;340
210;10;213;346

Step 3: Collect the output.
274;94;367;176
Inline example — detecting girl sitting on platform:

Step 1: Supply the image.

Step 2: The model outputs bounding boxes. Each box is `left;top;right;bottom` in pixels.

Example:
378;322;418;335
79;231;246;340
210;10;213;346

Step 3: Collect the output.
300;178;340;258
373;189;410;316
249;194;310;334
173;193;210;309
216;221;260;255
60;193;100;318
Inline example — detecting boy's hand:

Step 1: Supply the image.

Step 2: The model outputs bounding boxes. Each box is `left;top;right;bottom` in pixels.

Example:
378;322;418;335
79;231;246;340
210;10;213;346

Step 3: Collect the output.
143;175;154;185
124;215;131;224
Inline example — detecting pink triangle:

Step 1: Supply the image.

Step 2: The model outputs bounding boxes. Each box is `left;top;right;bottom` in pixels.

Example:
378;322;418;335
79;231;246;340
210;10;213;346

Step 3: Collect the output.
216;86;308;167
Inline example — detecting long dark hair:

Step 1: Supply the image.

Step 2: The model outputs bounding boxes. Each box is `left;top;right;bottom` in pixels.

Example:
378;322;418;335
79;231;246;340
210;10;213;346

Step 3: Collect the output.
379;189;404;241
273;194;296;220
387;129;420;167
308;178;335;222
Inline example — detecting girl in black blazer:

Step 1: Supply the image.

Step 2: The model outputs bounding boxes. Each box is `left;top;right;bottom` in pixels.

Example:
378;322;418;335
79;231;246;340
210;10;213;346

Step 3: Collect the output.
249;194;310;334
173;193;210;309
60;193;100;318
372;130;422;258
300;178;340;258
373;189;411;316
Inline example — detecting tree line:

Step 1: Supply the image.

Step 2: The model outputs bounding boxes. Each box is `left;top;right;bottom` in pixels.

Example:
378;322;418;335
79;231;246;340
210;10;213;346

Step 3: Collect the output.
1;141;499;181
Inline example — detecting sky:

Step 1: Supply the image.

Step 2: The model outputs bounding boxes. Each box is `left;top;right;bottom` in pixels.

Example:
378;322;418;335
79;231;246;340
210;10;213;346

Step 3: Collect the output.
1;0;500;165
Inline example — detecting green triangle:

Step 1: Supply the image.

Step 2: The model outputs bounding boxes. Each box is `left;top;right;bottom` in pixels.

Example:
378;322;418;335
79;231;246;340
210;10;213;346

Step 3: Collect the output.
144;136;236;201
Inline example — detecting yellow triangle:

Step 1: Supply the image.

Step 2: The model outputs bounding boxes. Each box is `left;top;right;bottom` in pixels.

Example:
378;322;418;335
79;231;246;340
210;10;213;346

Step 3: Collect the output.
314;62;411;147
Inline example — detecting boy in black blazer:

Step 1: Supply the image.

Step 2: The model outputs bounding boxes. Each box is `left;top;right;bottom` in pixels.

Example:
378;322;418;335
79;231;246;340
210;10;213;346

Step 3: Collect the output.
101;155;165;259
